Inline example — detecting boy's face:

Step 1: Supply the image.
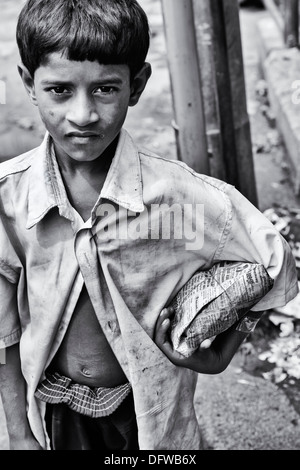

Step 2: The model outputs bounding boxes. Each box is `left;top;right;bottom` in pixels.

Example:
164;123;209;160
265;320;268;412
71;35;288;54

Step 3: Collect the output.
19;52;151;163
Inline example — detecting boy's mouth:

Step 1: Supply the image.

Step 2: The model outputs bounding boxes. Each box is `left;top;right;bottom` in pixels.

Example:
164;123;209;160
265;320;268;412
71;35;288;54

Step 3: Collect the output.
66;131;105;143
67;131;101;137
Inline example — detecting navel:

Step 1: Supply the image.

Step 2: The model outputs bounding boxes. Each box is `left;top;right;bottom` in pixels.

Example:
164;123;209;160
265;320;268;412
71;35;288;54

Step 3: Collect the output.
81;367;92;378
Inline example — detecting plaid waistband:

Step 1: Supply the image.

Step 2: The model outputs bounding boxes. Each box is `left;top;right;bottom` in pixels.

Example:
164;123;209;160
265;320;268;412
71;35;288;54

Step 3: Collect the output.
35;372;132;418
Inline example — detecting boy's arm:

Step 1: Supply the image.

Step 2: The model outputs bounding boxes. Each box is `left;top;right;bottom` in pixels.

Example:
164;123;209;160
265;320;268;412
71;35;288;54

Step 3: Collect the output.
154;307;261;374
217;185;299;311
0;343;42;450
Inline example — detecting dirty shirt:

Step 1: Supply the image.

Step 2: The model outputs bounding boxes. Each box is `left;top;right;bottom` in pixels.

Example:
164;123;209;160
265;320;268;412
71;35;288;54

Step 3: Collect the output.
0;129;298;450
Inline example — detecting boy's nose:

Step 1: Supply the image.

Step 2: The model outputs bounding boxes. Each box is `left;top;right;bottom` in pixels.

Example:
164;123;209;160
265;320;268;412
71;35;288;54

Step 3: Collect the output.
66;94;100;127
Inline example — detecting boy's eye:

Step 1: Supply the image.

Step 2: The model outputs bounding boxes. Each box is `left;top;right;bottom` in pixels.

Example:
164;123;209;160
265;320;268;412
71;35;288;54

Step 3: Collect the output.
96;86;116;95
47;86;116;96
50;86;70;96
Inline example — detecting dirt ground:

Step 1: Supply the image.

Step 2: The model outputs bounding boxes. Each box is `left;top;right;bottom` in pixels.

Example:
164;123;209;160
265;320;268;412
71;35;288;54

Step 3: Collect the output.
0;0;299;450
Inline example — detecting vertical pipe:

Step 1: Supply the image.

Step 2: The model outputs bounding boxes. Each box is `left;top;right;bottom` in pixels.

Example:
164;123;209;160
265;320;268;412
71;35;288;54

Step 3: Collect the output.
161;0;209;174
209;0;240;188
223;0;258;206
284;0;299;47
193;0;226;181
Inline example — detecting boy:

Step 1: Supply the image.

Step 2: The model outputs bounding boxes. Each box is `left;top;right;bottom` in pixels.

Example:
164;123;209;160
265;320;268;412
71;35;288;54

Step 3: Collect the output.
0;0;298;451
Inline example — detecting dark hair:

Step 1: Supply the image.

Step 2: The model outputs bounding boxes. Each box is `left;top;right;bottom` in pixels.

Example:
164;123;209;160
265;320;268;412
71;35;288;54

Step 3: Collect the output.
16;0;150;77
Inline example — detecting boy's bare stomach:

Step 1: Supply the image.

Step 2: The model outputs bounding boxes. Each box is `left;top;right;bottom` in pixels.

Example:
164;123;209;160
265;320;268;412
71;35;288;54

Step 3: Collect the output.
49;285;127;388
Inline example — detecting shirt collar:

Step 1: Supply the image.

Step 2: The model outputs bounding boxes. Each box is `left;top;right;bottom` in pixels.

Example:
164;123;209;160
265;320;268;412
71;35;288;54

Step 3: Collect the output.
26;129;144;229
99;129;144;214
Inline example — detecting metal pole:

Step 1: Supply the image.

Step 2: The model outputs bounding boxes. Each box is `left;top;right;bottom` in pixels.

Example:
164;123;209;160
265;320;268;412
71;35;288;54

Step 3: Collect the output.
208;0;240;189
193;0;258;205
223;0;258;206
161;0;209;174
192;0;227;181
284;0;299;47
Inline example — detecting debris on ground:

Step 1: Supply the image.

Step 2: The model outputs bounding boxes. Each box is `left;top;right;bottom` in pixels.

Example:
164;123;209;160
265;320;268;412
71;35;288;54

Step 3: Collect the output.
264;205;300;275
253;129;282;154
251;79;284;152
240;206;300;399
259;335;300;382
254;78;277;128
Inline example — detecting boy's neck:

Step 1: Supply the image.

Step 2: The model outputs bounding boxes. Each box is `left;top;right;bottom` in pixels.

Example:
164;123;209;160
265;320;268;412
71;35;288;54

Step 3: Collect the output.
54;135;119;178
52;135;120;222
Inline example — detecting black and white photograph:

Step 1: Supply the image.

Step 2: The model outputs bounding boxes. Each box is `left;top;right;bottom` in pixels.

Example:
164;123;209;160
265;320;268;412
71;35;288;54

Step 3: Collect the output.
0;0;299;455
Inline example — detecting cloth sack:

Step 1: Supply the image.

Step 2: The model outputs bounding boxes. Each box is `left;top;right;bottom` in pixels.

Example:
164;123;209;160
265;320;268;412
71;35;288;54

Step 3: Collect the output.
169;261;274;357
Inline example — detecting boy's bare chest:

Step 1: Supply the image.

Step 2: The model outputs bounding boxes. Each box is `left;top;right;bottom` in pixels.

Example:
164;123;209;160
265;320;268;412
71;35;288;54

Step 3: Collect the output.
50;286;127;387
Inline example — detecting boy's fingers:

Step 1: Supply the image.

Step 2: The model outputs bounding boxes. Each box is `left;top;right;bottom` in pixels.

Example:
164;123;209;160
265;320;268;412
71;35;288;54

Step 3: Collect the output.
157;308;167;326
199;338;213;349
154;316;170;345
159;306;174;321
154;306;179;361
155;320;176;358
156;307;174;335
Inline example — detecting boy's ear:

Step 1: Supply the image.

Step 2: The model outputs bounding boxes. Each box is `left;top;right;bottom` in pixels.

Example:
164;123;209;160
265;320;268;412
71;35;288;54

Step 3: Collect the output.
129;62;152;107
18;64;38;106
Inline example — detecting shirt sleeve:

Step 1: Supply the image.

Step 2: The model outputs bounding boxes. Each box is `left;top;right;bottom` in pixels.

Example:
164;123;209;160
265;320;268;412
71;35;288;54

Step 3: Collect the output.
214;184;299;311
0;218;22;348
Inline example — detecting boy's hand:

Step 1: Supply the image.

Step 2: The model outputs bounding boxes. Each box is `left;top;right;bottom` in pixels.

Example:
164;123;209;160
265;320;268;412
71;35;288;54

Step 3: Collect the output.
154;307;249;374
